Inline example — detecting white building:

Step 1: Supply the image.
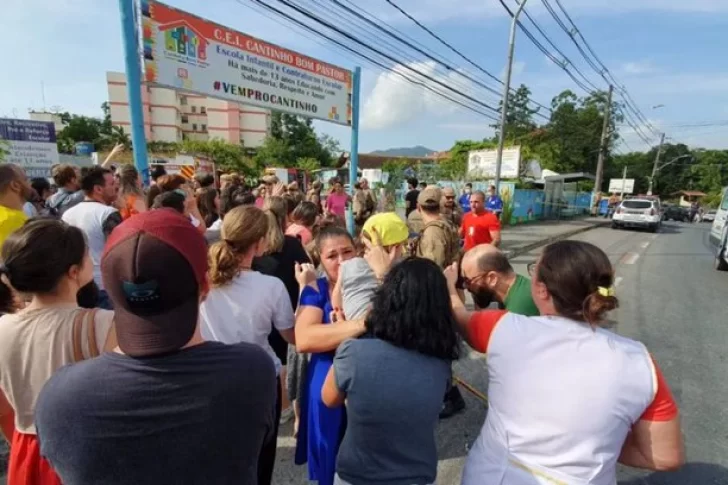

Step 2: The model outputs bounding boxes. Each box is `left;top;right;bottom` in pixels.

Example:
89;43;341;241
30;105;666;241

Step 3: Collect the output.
106;71;270;147
28;111;67;135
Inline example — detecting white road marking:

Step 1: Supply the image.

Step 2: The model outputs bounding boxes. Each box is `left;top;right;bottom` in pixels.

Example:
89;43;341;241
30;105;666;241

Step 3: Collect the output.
614;276;623;287
640;241;650;249
622;252;640;265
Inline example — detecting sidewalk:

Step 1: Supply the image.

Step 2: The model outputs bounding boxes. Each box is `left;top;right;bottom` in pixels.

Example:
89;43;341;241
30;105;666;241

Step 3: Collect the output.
500;217;610;258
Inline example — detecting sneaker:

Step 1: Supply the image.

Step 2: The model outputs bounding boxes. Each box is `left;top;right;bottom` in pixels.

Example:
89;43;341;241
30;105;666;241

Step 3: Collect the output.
439;386;466;419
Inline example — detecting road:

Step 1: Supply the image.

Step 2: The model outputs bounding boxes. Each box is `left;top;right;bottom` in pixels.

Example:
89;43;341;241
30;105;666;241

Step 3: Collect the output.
273;220;728;484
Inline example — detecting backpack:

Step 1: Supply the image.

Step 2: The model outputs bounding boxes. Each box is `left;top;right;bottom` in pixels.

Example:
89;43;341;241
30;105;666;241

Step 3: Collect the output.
410;219;461;267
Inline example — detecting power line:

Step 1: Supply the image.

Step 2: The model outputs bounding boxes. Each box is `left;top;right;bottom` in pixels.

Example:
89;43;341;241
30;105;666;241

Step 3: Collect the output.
546;0;658;138
297;0;502;109
238;0;502;121
268;0;506;116
303;0;506;108
380;0;553;116
495;0;599;94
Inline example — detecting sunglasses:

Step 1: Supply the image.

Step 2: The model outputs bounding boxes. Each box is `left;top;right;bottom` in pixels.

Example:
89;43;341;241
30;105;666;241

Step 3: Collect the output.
445;196;455;200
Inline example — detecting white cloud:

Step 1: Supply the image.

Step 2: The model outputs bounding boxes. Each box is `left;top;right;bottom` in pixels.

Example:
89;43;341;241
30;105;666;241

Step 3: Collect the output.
499;61;526;80
361;61;477;130
620;61;658;75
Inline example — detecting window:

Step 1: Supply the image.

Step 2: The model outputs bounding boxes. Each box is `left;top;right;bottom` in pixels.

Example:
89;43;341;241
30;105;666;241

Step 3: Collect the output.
192;123;197;131
721;188;728;210
201;107;207;114
201;124;207;133
191;106;197;113
622;200;653;210
180;96;188;106
181;115;189;124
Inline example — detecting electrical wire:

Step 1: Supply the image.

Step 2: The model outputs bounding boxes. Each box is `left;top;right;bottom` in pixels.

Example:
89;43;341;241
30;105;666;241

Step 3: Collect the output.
298;0;504;109
267;0;505;116
237;0;502;121
495;0;600;94
381;0;553;116
546;0;658;138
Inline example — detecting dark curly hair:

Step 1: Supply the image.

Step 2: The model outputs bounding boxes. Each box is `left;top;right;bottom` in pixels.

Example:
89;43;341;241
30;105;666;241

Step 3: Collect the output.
365;257;460;361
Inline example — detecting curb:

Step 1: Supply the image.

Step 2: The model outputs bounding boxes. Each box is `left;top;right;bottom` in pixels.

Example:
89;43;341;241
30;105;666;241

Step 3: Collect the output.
504;221;611;259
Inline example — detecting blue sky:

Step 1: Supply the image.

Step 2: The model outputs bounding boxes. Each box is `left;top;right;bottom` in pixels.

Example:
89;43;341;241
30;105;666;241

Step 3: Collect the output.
2;0;728;154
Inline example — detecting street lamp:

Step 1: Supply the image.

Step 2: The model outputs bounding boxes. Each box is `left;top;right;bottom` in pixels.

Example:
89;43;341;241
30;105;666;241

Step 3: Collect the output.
494;0;529;193
648;154;694;195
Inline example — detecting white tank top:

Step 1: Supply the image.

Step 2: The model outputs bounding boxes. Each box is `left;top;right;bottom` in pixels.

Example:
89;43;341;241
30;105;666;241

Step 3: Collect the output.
462;313;658;485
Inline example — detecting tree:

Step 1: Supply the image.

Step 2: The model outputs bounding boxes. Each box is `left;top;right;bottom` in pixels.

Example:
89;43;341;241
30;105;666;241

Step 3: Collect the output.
529;89;623;178
255;112;341;168
491;84;539;142
57;113;103;145
181;139;256;176
296;157;321;173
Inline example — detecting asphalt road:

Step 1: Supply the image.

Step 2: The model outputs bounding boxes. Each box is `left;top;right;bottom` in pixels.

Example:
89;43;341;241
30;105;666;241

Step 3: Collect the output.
274;220;728;484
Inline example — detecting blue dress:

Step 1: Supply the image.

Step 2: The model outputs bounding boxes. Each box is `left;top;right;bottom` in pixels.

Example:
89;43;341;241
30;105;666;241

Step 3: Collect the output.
295;277;346;485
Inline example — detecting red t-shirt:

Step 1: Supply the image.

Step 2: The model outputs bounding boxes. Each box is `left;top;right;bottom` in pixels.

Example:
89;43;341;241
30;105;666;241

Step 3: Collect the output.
461;211;501;251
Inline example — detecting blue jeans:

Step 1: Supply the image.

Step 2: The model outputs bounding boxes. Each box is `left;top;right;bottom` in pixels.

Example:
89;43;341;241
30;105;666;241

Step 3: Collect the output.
97;290;113;310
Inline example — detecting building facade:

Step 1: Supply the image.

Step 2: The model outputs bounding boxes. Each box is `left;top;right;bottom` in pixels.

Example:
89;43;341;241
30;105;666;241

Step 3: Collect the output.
106;71;270;147
28;111;67;135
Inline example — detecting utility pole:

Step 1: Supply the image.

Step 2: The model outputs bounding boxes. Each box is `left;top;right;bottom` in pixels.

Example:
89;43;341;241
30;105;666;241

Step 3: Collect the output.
494;0;528;193
620;165;627;200
592;84;613;215
648;132;665;196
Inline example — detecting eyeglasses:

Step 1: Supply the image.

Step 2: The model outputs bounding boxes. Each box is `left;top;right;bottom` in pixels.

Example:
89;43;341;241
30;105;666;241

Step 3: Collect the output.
462;272;487;289
527;262;537;277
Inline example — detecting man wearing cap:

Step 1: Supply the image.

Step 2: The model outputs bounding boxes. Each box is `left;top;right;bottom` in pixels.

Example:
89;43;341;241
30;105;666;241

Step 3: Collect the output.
441;186;463;228
35;209;277;485
412;186;460;270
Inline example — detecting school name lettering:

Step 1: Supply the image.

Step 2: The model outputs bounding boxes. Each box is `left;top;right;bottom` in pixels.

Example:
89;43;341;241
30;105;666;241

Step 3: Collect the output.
214;82;318;114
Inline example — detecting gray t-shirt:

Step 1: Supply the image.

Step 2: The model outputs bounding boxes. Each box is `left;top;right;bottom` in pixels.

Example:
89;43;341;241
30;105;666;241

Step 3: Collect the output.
340;257;378;320
334;338;451;485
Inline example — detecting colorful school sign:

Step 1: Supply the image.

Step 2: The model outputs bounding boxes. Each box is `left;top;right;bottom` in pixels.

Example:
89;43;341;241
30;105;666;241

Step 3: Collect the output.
0;118;59;178
140;0;353;125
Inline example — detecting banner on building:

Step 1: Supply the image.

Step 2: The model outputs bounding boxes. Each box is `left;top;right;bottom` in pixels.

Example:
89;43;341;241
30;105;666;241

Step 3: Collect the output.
608;178;634;194
0;118;60;178
467;147;521;179
140;0;353;125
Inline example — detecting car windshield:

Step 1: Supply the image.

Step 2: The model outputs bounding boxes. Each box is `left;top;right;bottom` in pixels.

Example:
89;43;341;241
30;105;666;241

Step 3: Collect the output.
622;200;652;209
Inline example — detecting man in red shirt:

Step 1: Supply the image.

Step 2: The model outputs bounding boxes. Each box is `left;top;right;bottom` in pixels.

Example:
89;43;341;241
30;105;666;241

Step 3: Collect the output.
460;190;501;251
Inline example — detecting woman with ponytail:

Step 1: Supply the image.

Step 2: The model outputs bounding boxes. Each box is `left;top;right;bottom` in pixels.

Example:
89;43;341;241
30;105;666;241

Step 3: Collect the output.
0;219;117;485
200;205;295;485
447;240;684;484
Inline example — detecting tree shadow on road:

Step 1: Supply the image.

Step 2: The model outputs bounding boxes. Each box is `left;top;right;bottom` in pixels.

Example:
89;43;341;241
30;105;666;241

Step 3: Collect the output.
618;462;728;484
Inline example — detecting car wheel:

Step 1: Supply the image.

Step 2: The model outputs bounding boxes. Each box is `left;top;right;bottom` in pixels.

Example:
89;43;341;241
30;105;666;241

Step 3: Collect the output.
611;222;618;229
716;242;728;271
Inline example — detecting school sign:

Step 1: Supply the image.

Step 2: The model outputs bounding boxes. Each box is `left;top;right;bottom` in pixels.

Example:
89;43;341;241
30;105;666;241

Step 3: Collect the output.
140;0;353;125
0;118;60;178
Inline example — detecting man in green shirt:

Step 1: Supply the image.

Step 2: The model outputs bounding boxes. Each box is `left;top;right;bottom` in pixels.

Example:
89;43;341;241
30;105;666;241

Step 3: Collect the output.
460;244;540;317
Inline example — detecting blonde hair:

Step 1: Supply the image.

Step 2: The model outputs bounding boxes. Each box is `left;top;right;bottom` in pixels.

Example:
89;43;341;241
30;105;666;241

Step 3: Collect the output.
208;206;268;287
263;196;286;254
118;164;142;196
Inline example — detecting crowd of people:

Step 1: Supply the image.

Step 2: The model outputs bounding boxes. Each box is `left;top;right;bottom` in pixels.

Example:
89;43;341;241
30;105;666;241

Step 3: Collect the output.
0;161;685;485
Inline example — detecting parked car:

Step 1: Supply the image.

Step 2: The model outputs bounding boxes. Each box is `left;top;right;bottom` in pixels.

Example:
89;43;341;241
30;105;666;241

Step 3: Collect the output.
702;210;717;222
612;198;662;232
662;205;689;222
709;187;728;271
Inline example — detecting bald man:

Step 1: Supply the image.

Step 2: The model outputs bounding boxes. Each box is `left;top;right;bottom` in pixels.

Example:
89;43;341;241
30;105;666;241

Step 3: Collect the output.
460;244;539;316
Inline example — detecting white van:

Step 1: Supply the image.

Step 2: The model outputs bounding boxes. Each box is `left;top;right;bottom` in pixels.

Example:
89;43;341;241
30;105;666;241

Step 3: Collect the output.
710;186;728;271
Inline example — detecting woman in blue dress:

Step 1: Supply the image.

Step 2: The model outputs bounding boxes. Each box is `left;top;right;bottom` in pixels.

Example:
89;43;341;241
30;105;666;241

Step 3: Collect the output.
293;226;365;485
